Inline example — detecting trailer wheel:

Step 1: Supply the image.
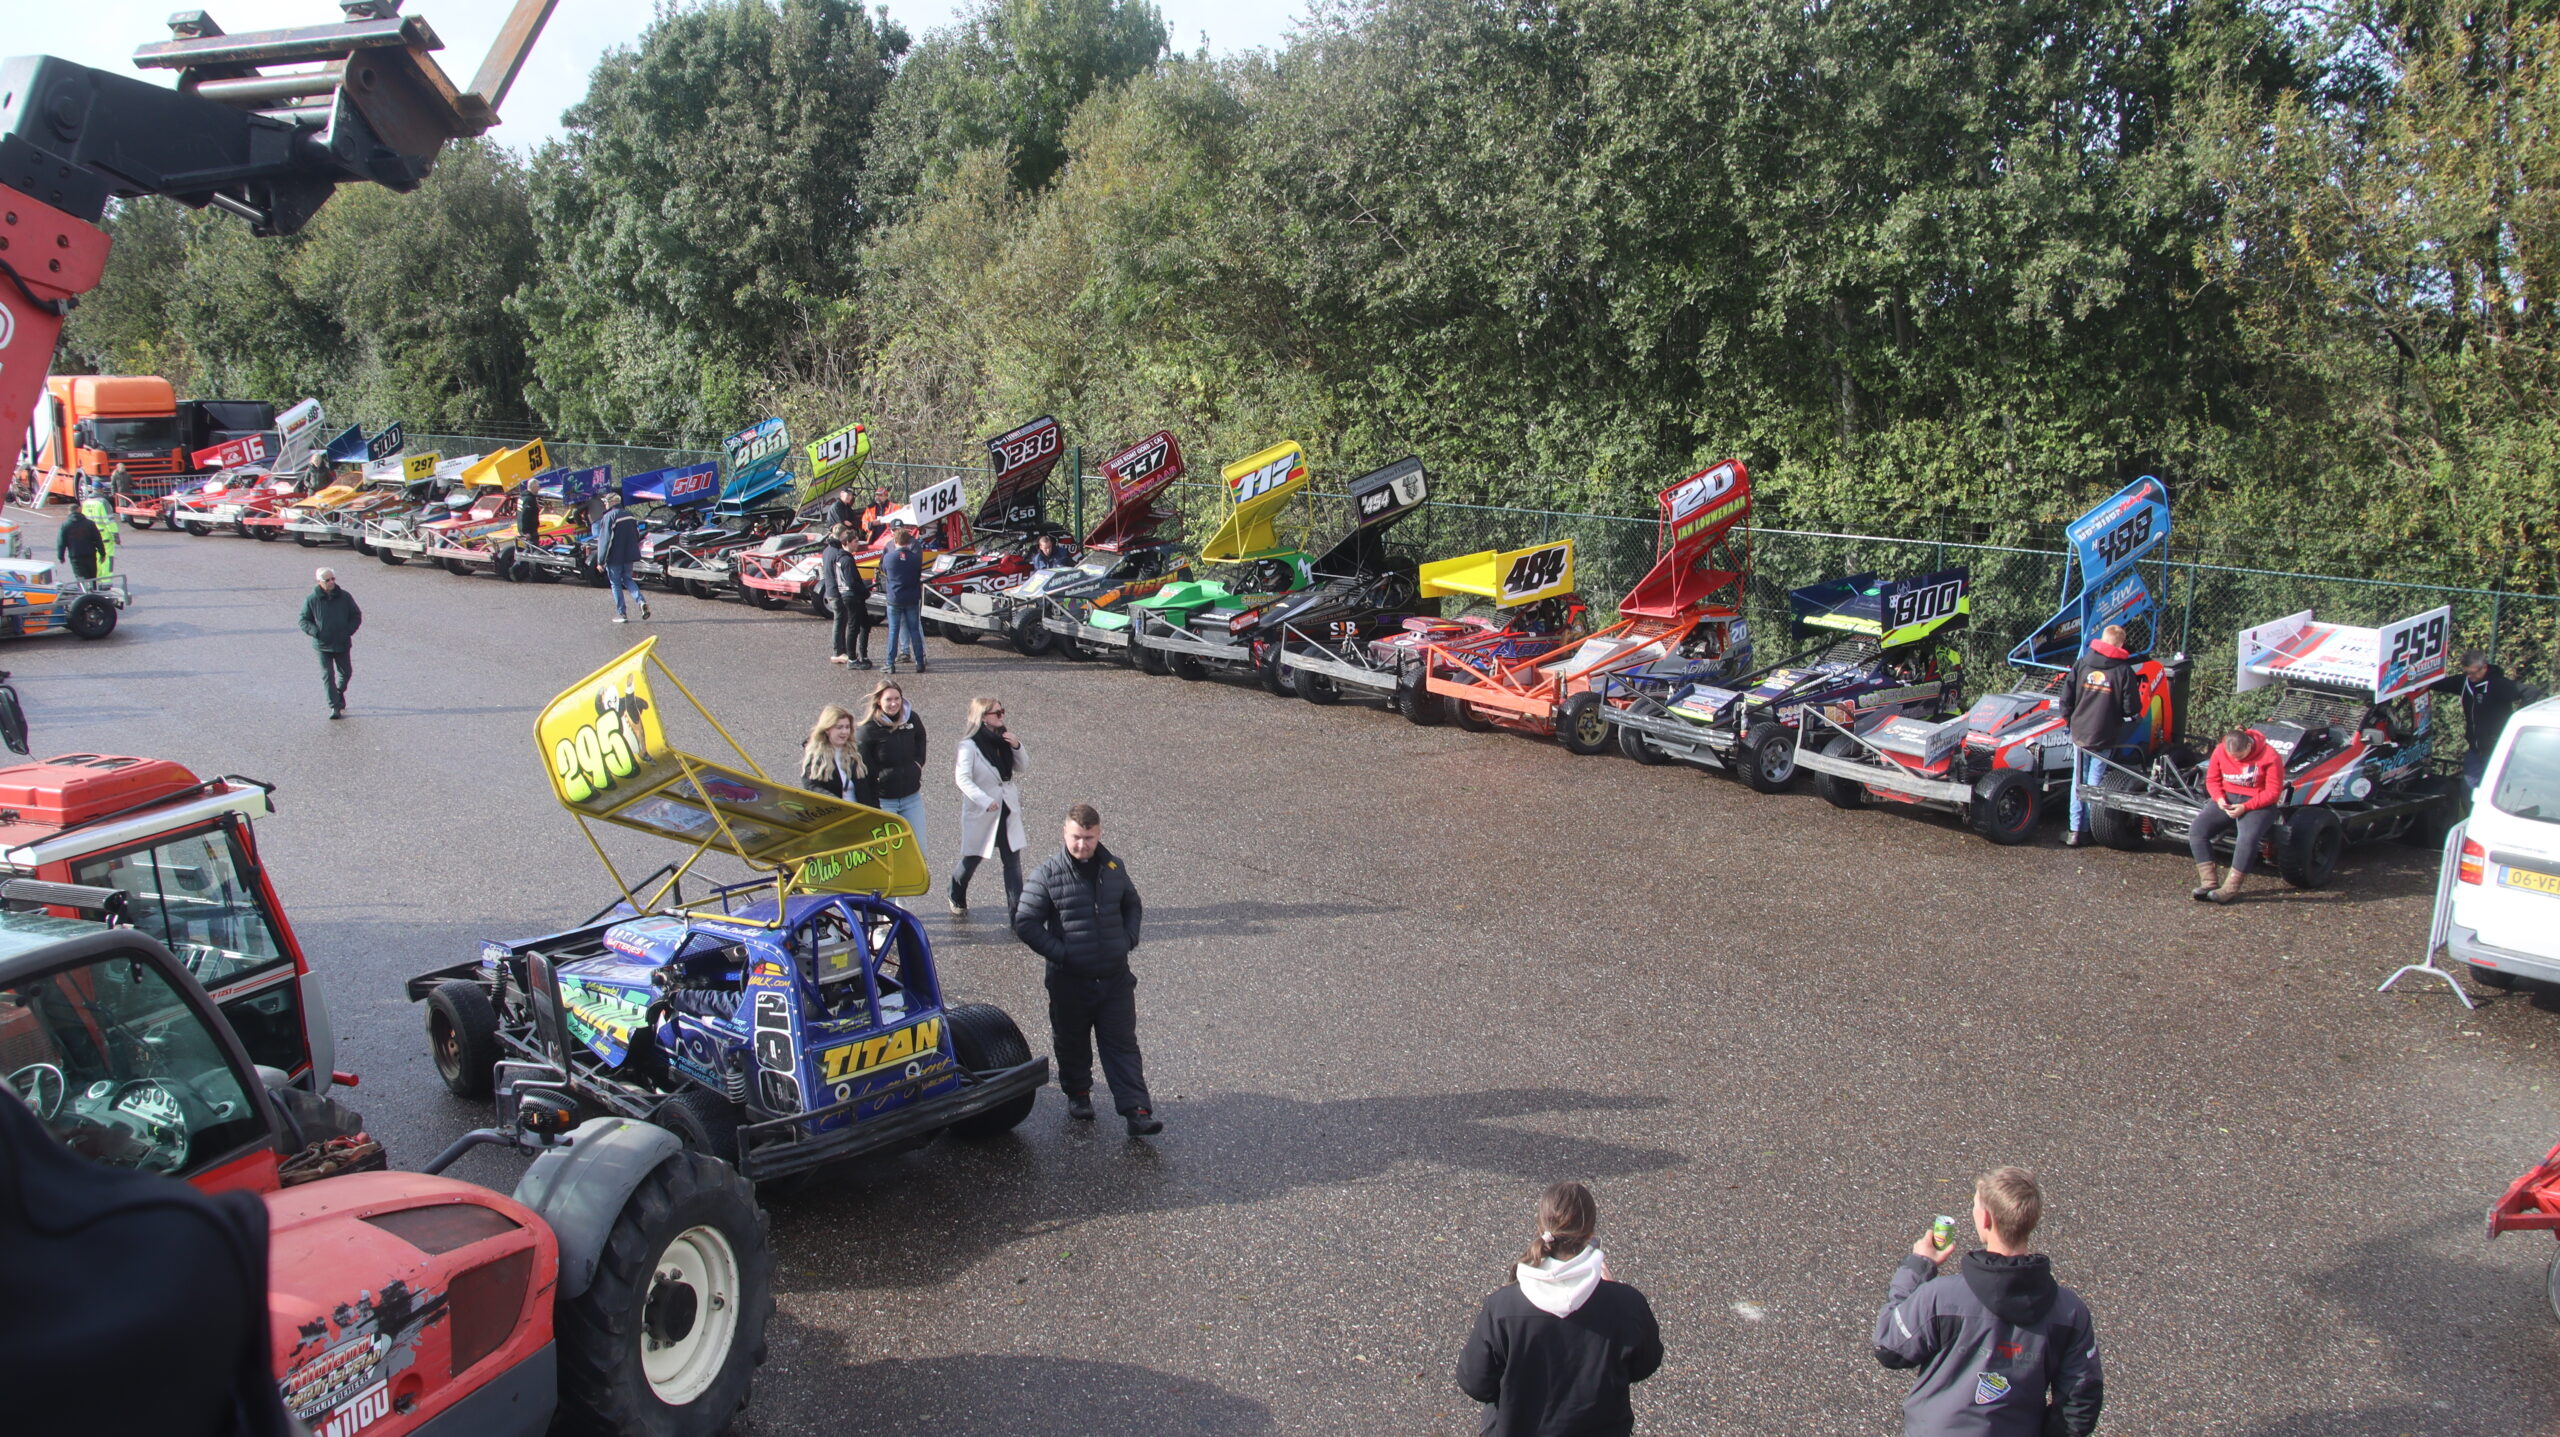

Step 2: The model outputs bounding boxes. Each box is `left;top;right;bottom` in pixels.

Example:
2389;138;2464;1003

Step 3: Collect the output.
1292;660;1340;705
2471;963;2519;991
651;1089;742;1165
1815;734;1867;809
378;550;407;566
943;1003;1037;1138
252;525;278;542
1733;722;1798;793
182;520;211;537
1170;649;1205;680
425;981;500;1100
1616;721;1666;764
940;620;982;646
554;1150;770;1437
1257;645;1290;696
65;595;117;641
1395;675;1441;727
294;533;318;548
1444;688;1493;732
2277;806;2345;889
123;516;154;531
1009;608;1056;657
1969;770;2041;845
1557;693;1614;755
2087;768;2148;852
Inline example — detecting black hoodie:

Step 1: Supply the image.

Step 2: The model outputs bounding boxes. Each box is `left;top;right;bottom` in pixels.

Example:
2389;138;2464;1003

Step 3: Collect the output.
1874;1250;2103;1436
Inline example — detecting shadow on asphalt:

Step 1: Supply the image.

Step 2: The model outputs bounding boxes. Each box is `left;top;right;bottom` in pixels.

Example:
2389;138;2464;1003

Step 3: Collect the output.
745;1313;1274;1435
1136;899;1404;938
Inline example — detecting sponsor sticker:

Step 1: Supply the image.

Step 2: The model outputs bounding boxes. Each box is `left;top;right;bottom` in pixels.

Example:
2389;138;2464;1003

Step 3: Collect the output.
1974;1372;2012;1405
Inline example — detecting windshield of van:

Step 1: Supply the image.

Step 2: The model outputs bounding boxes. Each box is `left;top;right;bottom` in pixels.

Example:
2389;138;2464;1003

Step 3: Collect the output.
2490;727;2560;825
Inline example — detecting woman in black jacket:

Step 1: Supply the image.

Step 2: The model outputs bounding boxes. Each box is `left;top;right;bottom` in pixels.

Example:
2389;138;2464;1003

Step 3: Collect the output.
798;704;866;803
1457;1182;1662;1437
857;681;928;861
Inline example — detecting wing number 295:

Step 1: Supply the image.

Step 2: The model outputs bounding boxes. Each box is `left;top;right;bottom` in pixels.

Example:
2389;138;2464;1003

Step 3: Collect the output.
553;719;637;804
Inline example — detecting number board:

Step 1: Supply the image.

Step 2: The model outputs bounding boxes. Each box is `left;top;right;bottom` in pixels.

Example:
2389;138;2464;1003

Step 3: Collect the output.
538;649;673;810
1225;443;1307;506
2377;605;2454;700
1349;456;1428;526
1499;540;1575;605
193;433;275;471
1662;459;1750;543
806;421;869;481
548;465;615;503
907;475;967;529
272;398;325;472
366;421;405;462
1100;431;1184;504
401;451;441;482
724;417;791;473
986;416;1064;485
2063;475;2169;581
1878;568;1970;642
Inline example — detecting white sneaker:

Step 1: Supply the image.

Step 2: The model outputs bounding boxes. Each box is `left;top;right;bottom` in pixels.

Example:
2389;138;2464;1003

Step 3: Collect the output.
611;615;628;624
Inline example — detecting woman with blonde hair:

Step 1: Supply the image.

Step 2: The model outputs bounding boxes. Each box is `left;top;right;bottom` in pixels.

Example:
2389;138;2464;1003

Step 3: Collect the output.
1456;1181;1663;1436
798;704;865;802
949;695;1027;917
857;680;928;862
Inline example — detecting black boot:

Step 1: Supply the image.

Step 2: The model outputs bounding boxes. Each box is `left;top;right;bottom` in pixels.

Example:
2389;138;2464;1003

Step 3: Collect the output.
1125;1107;1163;1136
1065;1094;1095;1121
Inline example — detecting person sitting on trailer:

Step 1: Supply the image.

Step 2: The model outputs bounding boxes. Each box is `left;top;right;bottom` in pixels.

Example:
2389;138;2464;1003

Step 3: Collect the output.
2191;727;2284;905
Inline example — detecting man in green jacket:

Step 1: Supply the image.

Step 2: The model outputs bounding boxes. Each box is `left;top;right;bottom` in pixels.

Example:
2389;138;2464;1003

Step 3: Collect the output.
298;567;363;719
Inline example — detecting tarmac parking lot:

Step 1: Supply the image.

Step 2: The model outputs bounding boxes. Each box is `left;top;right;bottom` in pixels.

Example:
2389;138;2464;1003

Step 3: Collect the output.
16;520;2560;1435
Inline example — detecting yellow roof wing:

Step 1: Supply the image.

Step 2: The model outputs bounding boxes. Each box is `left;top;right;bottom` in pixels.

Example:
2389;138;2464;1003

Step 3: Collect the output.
537;640;928;901
1199;441;1309;561
461;438;551;488
1418;538;1576;606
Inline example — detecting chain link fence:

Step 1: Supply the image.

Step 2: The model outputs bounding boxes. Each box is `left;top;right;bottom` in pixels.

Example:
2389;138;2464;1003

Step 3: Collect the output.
415;433;2560;733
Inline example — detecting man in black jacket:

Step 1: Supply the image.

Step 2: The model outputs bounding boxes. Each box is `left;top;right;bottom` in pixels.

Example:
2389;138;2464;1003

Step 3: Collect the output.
298;567;363;718
55;506;105;585
1874;1167;2103;1436
2063;624;2143;847
1012;804;1159;1135
2434;651;2525;785
877;523;927;674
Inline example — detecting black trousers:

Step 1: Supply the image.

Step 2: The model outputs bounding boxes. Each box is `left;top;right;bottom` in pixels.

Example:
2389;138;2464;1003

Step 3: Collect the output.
951;830;1022;914
318;648;352;711
2190;803;2275;872
1046;969;1151;1115
831;596;871;659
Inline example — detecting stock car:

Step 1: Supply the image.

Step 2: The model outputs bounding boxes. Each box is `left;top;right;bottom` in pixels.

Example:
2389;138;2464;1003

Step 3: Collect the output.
2074;604;2463;886
1280;538;1584;720
985;430;1191;658
1793;476;2190;844
0;558;126;640
1426;460;1755;749
1230;456;1433;697
1602;567;1970;790
909;416;1083;644
410;640;1048;1183
1106;440;1319;677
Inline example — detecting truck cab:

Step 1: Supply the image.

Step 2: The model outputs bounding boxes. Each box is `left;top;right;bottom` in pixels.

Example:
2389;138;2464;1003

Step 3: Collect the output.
0;754;334;1088
21;376;189;500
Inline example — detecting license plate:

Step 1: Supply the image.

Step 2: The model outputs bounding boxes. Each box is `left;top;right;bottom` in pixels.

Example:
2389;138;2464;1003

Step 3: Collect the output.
2501;866;2560;897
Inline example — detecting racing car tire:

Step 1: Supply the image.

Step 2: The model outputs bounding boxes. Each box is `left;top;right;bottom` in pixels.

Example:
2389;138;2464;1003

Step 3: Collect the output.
232;520;253;538
2087;768;2148;852
808;592;832;619
1968;770;2041;845
1292;660;1341;705
684;579;717;600
2277;806;2345;889
1257;646;1290;696
353;537;374;555
1009;608;1056;657
123;515;153;531
747;589;785;611
1733;722;1799;793
442;557;472;576
425;981;500;1101
2546;1250;2560;1324
2470;963;2520;991
65;595;117;641
940;622;982;646
1056;632;1088;661
294;533;317;547
1444;689;1494;732
1557;693;1614;756
943;1003;1038;1138
1615;722;1665;764
554;1149;771;1437
377;549;406;565
1395;676;1442;727
1131;632;1166;675
252;525;277;542
1815;735;1867;808
181;520;211;537
1170;650;1205;680
652;1089;742;1165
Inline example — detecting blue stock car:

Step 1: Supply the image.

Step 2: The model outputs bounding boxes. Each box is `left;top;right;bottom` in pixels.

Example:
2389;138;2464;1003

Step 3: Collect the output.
410;885;1045;1183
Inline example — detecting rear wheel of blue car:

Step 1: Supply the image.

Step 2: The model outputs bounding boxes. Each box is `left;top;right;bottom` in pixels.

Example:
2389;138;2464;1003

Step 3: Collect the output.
1733;722;1797;792
65;595;116;641
944;1003;1037;1138
425;980;500;1100
1969;770;2041;845
1010;607;1055;657
652;1088;743;1165
556;1150;771;1437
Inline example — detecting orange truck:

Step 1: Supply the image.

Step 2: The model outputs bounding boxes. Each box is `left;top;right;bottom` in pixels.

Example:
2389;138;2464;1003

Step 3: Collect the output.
16;375;276;504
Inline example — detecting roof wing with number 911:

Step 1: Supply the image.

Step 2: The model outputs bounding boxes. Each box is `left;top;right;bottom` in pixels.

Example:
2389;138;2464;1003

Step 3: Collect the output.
535;639;928;909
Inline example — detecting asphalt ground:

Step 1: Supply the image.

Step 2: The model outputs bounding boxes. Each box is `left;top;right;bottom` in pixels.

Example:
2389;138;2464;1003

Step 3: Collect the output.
16;517;2560;1436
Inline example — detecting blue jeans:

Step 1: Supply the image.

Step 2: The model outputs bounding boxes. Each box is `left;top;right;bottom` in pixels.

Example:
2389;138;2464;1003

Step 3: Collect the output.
885;603;925;665
879;790;927;864
606;563;644;618
2069;748;2107;833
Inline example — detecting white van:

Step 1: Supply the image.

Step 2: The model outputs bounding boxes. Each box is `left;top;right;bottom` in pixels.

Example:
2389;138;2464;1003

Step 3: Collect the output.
2448;695;2560;988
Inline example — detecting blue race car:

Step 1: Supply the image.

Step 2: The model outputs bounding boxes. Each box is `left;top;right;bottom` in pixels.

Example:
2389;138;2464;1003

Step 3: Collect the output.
412;884;1044;1183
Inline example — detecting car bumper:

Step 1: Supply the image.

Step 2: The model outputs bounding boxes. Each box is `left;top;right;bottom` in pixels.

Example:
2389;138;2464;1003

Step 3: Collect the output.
737;1056;1049;1180
1792;746;1974;806
2447;924;2560;985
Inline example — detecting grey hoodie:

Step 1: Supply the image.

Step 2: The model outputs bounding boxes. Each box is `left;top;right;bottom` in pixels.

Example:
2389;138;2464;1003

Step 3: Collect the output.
1873;1251;2103;1436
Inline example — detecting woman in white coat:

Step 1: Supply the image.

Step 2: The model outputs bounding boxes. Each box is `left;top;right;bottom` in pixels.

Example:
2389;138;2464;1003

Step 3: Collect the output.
950;695;1028;917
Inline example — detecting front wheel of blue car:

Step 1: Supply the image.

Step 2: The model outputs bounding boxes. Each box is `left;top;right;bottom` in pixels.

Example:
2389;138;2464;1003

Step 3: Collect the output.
944;1003;1037;1138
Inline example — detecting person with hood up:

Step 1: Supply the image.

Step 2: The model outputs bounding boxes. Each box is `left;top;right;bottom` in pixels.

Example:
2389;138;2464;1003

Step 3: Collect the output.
950;696;1028;918
2190;727;2283;903
2434;650;2526;785
2064;623;2144;847
1456;1180;1663;1437
55;504;105;585
1874;1166;2103;1437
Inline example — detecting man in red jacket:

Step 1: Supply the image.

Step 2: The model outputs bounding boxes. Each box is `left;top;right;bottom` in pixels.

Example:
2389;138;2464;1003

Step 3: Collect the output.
2192;727;2284;902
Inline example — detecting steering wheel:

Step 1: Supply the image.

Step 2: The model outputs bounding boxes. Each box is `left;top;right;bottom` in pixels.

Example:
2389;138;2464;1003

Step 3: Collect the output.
6;1062;64;1120
102;1079;192;1174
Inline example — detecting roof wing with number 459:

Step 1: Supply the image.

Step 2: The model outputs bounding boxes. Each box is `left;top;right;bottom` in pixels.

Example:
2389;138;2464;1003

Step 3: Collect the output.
536;639;927;911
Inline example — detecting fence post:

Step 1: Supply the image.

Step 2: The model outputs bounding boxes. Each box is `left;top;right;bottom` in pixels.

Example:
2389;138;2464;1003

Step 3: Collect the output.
2490;588;2503;666
1068;444;1082;536
2179;558;2195;657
